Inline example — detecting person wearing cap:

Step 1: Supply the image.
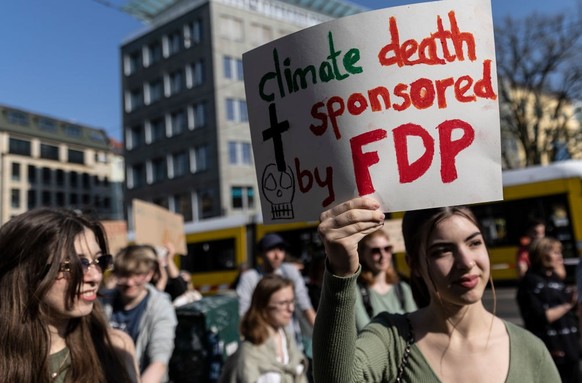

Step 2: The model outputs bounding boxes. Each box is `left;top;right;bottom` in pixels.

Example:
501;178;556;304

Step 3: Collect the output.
236;233;316;326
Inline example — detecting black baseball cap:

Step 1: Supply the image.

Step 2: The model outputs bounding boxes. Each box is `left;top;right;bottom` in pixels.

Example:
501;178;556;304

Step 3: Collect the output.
257;233;288;252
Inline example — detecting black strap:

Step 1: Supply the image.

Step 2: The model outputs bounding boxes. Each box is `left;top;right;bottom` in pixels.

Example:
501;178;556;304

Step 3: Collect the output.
359;281;406;319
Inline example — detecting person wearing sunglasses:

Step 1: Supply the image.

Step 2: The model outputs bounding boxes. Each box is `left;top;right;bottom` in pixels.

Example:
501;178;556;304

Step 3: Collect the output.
220;274;308;382
0;207;139;383
101;244;177;383
355;230;417;332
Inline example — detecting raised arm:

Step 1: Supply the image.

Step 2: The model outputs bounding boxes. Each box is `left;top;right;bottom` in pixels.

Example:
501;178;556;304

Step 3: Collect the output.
313;197;386;383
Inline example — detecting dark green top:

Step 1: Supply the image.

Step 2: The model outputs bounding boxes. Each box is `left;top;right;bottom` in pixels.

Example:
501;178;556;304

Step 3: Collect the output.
313;267;561;383
48;347;71;383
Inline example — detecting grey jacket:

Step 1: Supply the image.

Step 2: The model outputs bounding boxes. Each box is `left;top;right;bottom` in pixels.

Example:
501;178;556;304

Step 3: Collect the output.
103;283;178;382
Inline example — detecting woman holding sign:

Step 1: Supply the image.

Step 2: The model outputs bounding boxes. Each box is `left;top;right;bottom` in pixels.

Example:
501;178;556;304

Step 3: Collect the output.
313;197;559;382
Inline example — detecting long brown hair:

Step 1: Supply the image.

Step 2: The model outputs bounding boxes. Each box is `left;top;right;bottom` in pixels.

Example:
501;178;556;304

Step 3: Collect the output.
240;274;294;345
0;208;132;383
357;229;400;287
402;206;482;308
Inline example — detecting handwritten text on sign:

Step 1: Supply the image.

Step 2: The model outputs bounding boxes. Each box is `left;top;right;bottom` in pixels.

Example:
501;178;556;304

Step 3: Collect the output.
243;0;502;223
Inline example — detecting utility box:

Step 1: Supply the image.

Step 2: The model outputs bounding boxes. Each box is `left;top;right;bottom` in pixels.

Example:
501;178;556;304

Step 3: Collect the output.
169;292;240;383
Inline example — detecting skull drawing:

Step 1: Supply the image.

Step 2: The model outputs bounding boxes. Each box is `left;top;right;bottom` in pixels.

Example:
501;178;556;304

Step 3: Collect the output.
261;163;295;219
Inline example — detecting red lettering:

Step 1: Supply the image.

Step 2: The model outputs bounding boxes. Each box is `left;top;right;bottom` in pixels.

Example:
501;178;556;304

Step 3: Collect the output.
309;102;327;136
454;76;475;103
347;92;368;115
393;123;434;183
437;119;474;183
435;77;454;108
350;129;387;195
326;96;345;139
368;86;391;112
474;60;497;100
393;83;411;111
409;78;435;109
295;157;313;193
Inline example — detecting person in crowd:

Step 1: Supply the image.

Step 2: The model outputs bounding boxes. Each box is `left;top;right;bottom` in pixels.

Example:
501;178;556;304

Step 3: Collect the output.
517;237;579;383
152;242;188;300
355;229;417;331
236;233;316;333
0;208;139;383
516;218;546;278
172;270;203;307
220;274;308;382
102;244;178;383
313;197;559;383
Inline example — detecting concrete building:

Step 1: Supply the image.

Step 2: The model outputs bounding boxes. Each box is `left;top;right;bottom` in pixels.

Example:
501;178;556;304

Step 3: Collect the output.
120;0;366;224
0;104;124;223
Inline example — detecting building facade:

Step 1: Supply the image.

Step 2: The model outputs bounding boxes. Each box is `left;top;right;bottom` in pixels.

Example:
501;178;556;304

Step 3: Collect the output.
0;104;123;223
121;0;365;224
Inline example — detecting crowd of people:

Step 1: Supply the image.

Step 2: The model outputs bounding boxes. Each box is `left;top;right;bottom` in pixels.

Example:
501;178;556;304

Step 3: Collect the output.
1;202;581;382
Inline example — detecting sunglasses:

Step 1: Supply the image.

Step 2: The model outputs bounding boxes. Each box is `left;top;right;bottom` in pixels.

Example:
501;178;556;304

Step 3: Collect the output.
370;246;393;254
59;254;113;273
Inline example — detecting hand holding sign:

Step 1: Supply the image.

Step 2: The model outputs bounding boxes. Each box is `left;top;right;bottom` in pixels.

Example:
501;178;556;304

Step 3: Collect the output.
244;0;502;223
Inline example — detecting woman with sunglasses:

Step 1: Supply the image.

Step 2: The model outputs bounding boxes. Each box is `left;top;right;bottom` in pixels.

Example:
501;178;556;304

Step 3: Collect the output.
0;208;138;383
313;197;559;383
220;274;309;382
355;230;417;332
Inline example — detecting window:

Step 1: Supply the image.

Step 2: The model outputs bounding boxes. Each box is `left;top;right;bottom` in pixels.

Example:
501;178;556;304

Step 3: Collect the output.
40;143;59;160
27;190;36;209
129;88;144;111
190;102;207;129
56;192;65;206
90;131;107;143
188;60;205;88
68;149;84;164
150;118;166;142
198;188;216;219
152;157;167;183
11;163;20;181
153;196;169;210
42;167;52;184
147;41;162;66
174;192;193;222
223;56;243;80
171;109;187;136
231;186;255;209
70;193;78;205
11;189;20;208
167;30;183;55
129;125;145;149
187;20;202;46
28;165;36;183
250;23;273;47
9;138;31;156
42;191;51;206
226;98;248;122
130;163;146;189
38;118;57;132
228;141;253;165
172;151;189;177
147;79;163;104
56;169;65;187
82;173;91;189
169;69;185;95
64;125;82;138
6;110;28;126
125;50;141;75
193;146;208;172
220;15;243;41
70;171;78;188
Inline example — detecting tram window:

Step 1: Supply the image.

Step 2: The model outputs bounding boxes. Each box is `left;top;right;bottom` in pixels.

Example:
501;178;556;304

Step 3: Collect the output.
186;238;236;273
471;194;575;257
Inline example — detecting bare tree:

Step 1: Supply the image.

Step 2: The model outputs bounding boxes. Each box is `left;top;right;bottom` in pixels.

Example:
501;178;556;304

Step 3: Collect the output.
495;12;582;168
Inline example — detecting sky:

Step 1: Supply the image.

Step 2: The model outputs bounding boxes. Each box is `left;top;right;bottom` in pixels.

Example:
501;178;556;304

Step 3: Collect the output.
0;0;579;141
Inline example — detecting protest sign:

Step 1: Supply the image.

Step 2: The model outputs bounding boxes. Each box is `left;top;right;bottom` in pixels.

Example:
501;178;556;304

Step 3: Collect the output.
243;0;502;223
132;199;187;254
101;220;128;256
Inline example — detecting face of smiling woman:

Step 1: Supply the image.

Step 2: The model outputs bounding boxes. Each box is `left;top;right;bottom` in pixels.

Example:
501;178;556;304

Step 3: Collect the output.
423;214;490;307
42;228;104;323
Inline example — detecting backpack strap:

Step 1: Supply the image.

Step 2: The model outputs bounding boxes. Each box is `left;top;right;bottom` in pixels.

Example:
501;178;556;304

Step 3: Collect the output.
394;282;406;311
358;282;374;318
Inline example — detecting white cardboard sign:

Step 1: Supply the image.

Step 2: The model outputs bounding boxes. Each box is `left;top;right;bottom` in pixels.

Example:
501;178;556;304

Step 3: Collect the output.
243;0;502;224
